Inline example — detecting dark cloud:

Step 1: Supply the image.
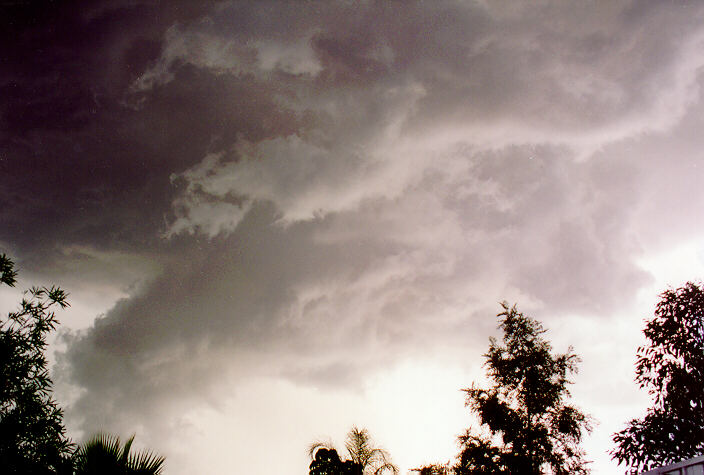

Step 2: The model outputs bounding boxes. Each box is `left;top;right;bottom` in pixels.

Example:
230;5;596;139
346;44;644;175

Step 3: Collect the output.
0;0;311;265
4;1;704;473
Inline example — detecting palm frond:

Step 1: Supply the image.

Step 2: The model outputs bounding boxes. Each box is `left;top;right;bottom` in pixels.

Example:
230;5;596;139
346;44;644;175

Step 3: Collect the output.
129;449;166;474
74;433;165;475
120;435;136;466
345;426;372;465
344;426;399;475
374;461;400;475
309;440;333;459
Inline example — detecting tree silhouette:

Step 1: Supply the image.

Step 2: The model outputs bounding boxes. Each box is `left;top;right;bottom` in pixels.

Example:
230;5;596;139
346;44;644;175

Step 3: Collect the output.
612;282;704;472
310;427;398;475
410;463;452;474
0;254;73;474
0;255;164;475
73;433;165;475
309;447;362;475
455;303;591;474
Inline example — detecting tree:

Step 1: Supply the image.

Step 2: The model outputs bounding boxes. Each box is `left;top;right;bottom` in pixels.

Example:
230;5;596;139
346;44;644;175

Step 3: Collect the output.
73;433;165;475
410;463;452;474
0;254;74;474
344;427;399;475
309;447;362;475
612;282;704;473
455;303;591;475
309;426;398;475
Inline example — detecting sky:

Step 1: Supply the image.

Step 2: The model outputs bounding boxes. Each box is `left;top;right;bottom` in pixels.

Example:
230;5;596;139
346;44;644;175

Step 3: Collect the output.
3;1;704;473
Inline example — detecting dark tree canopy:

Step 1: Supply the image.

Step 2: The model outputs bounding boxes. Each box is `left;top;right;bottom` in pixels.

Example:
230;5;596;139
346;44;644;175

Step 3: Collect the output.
410;463;451;474
309;447;363;475
0;254;73;474
612;282;704;472
456;303;591;475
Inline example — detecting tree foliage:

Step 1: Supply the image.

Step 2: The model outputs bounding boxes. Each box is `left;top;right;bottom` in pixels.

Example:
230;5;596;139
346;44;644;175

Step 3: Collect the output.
0;254;73;474
456;303;591;475
73;433;166;475
612;282;704;472
410;463;452;474
309;447;362;475
344;427;398;475
309;426;398;475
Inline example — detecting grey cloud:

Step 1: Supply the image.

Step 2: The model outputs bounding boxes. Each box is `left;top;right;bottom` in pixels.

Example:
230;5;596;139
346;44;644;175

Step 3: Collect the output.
4;2;704;472
60;203;421;431
156;1;704;239
61;141;658;437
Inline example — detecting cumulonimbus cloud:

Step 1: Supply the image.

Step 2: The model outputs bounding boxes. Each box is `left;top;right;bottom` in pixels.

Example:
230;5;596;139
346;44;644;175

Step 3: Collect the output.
151;1;704;238
35;2;704;473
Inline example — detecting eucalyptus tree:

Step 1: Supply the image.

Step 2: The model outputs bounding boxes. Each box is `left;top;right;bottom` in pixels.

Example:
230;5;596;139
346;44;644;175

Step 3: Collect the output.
612;283;704;472
456;303;592;474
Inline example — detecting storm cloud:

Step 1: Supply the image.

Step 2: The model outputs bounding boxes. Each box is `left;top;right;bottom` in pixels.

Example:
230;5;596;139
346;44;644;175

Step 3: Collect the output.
4;1;704;473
